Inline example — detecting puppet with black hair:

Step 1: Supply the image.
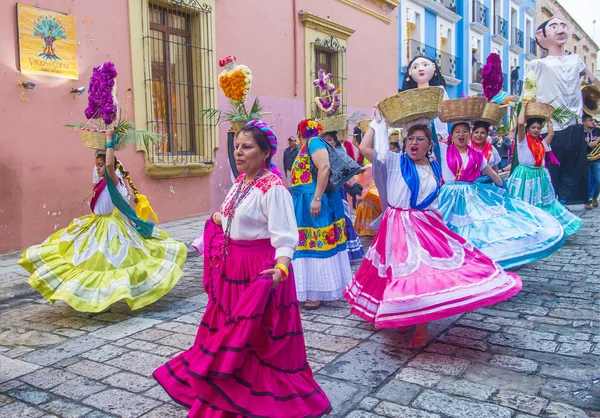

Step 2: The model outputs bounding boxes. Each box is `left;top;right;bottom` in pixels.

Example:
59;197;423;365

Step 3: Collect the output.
525;17;600;204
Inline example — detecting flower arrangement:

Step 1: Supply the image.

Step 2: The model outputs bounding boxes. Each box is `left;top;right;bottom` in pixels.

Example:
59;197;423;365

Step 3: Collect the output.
314;69;341;116
68;61;161;151
298;119;323;139
522;70;538;102
85;62;118;124
200;56;262;126
481;53;503;101
218;56;252;103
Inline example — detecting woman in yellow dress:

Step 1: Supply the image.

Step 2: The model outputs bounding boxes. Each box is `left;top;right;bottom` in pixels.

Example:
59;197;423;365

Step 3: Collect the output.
19;130;187;312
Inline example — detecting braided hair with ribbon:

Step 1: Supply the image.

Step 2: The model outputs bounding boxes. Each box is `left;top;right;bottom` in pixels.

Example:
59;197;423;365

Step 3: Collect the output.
239;120;283;178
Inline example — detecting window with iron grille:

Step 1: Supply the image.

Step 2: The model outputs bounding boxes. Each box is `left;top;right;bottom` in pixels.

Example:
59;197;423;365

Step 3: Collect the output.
311;36;347;120
142;1;216;165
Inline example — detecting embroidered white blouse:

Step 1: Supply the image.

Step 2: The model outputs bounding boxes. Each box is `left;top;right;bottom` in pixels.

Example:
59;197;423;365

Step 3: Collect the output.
384;151;440;211
517;138;551;167
92;171;128;215
439;142;489;183
220;172;298;259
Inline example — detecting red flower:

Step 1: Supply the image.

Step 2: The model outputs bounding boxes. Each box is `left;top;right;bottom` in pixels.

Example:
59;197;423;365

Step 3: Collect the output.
325;228;337;245
300;171;311;183
299;230;307;246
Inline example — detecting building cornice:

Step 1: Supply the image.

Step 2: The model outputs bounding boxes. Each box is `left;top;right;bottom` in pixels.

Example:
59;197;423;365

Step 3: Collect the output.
299;11;356;39
419;0;462;23
334;0;392;24
367;0;400;9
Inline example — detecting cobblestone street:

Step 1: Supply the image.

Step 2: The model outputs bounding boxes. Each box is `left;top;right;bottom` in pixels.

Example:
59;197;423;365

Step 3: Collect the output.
1;210;599;418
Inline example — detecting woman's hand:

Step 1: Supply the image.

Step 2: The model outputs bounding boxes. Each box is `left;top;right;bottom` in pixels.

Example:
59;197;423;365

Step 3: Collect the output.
547;121;554;135
310;198;322;217
261;268;284;289
105;128;115;142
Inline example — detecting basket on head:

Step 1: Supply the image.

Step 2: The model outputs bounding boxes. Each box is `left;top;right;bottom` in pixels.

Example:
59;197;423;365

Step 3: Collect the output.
524;102;554;121
480;102;507;126
388;129;401;143
357;120;371;134
440;97;488;123
377;87;444;128
81;128;127;151
230;121;248;134
320;114;347;132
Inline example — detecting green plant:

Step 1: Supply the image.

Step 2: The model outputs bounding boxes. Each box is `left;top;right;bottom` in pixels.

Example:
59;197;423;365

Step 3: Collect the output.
198;97;263;125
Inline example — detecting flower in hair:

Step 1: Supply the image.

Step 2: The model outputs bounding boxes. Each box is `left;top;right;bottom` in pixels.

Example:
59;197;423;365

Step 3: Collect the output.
298;119;323;138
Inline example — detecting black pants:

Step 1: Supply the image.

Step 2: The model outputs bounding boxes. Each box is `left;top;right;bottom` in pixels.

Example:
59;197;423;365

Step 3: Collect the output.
547;124;589;205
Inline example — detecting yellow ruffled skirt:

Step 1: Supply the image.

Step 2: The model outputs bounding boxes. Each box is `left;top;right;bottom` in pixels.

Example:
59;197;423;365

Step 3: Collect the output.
19;213;187;312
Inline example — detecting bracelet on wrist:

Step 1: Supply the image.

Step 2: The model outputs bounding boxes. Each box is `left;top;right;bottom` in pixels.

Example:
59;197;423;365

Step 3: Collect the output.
274;263;289;281
106;141;114;149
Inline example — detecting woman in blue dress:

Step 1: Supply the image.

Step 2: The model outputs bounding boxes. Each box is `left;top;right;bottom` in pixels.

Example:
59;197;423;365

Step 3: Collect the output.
437;121;565;269
291;119;353;310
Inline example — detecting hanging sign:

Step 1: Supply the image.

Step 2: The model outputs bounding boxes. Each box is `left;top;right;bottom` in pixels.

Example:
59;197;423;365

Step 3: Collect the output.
17;3;79;79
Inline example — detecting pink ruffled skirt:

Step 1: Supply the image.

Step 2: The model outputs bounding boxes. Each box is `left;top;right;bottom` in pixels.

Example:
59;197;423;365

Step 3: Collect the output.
154;219;331;417
344;207;522;328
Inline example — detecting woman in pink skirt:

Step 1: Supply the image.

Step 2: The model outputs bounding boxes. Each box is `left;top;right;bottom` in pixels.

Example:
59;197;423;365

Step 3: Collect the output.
154;120;331;417
344;121;522;348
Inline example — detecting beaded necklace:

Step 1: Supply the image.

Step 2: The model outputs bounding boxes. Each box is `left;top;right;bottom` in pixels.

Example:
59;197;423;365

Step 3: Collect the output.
220;169;266;261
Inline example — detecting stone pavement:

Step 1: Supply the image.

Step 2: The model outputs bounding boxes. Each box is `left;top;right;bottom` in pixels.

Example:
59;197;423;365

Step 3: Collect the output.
1;209;599;418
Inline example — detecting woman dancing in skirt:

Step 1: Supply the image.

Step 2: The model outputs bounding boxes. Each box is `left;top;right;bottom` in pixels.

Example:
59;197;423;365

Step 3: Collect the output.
437;122;565;268
344;120;522;347
19;129;186;312
154;121;331;417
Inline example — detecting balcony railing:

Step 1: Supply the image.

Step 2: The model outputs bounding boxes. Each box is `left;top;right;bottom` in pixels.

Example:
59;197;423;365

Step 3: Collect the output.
503;72;508;92
471;0;489;27
494;15;508;39
526;37;537;56
509;77;523;95
433;0;457;13
407;39;459;79
511;27;524;48
472;61;483;84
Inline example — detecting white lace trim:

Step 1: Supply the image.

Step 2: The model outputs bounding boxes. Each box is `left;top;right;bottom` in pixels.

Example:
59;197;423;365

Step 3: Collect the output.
365;209;466;278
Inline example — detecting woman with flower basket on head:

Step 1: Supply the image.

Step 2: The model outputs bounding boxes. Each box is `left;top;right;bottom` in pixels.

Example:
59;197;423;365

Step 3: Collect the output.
291;119;353;310
436;119;565;269
507;102;583;236
154;120;331;417
344;114;522;348
19;129;187;312
19;61;186;313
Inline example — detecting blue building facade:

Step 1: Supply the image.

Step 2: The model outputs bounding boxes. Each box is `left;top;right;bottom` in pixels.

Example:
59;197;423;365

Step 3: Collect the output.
399;0;537;99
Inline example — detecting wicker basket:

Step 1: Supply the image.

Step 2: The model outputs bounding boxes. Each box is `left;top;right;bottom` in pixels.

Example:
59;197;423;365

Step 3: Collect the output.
357;119;371;133
230;121;248;134
80;129;127;151
480;102;507;126
377;87;444;128
524;102;554;121
440;97;488;123
320;114;347;132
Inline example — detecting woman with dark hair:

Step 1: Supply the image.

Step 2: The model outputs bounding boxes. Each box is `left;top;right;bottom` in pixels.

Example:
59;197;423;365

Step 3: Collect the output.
291;119;352;310
471;121;501;178
19;130;187;312
345;120;522;348
507;103;583;236
437;122;565;268
154;120;332;417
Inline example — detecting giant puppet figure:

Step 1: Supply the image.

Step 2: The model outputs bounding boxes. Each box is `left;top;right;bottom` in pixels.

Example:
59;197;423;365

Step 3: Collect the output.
528;18;600;204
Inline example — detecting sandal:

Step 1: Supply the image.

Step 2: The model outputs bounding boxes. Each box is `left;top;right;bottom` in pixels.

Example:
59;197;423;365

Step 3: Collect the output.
304;300;321;310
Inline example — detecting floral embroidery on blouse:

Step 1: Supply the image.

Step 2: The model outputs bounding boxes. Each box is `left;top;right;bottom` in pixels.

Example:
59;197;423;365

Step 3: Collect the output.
291;146;314;187
297;218;346;252
221;172;284;217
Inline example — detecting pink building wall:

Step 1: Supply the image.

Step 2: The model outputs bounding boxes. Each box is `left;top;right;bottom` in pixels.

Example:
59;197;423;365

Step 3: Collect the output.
0;0;398;253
